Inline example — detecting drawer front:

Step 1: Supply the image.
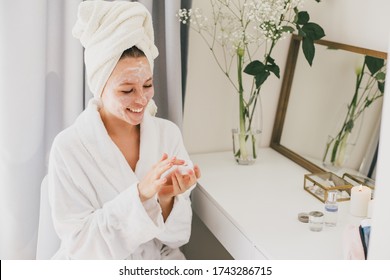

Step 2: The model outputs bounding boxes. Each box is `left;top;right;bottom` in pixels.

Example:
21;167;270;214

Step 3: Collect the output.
192;187;260;259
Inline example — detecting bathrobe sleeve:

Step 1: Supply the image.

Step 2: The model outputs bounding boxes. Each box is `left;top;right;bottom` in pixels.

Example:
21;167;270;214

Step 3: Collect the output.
48;139;165;260
155;120;196;248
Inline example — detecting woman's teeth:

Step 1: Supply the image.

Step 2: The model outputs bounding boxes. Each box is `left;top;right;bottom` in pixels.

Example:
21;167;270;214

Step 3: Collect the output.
128;107;142;113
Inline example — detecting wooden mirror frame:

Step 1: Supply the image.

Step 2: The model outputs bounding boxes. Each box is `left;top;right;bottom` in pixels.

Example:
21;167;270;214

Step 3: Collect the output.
270;34;387;174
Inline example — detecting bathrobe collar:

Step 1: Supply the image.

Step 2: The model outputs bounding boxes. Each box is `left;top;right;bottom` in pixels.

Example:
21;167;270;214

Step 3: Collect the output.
75;99;158;192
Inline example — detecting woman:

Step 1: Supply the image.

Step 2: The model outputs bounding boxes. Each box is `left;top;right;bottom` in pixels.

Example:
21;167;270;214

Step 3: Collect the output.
47;0;200;259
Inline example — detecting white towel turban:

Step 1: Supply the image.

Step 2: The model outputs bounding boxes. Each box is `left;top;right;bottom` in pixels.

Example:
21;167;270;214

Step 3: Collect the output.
72;0;159;99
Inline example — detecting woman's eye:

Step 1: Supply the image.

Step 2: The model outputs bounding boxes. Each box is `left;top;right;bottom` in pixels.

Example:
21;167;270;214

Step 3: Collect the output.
144;84;153;88
122;89;134;94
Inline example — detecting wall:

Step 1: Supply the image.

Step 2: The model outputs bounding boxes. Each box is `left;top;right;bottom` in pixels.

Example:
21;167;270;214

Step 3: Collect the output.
369;34;390;259
183;0;390;154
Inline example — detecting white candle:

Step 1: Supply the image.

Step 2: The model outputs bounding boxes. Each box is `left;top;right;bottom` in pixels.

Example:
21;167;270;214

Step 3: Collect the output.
350;185;372;217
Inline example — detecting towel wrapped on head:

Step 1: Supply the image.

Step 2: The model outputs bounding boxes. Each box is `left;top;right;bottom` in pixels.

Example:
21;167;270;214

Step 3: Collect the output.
72;0;159;99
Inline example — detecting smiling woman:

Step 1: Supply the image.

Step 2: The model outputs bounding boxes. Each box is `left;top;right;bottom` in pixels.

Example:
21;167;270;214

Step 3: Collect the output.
43;0;201;260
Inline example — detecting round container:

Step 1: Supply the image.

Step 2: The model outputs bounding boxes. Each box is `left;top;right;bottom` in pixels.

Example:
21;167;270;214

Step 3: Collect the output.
309;211;324;232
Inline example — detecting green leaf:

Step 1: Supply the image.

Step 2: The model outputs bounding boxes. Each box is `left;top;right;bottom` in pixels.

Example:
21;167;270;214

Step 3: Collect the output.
255;71;270;88
297;11;310;25
365;56;384;75
281;26;295;33
265;57;280;78
267;64;280;78
375;72;386;81
265;59;280;78
266;56;275;64
302;38;315;66
378;81;385;93
244;60;265;76
298;28;306;37
301;22;325;40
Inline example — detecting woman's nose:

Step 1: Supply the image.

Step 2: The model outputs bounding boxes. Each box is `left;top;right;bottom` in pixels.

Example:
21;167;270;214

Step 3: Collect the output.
134;89;148;105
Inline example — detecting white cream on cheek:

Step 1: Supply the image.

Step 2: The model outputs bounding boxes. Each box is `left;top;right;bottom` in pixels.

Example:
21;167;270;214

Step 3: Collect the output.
103;58;154;124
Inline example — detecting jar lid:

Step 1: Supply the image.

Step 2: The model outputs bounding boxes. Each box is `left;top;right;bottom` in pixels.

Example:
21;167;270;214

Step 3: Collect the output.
309;211;324;217
298;212;309;223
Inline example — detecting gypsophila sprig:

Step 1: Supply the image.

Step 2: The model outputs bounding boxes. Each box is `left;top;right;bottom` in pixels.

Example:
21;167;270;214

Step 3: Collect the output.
178;0;324;162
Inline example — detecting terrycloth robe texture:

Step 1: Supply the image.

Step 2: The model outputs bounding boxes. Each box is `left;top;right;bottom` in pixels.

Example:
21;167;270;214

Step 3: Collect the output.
72;0;159;98
47;100;194;259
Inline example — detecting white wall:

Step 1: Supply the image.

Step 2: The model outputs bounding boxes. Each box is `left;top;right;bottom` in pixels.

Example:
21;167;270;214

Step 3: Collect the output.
368;34;390;260
183;0;390;154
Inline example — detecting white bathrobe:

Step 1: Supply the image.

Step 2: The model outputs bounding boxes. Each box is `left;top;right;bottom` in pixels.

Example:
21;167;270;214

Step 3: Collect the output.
47;100;194;259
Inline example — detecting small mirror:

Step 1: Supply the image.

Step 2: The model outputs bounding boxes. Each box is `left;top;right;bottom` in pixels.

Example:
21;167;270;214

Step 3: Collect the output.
271;35;387;178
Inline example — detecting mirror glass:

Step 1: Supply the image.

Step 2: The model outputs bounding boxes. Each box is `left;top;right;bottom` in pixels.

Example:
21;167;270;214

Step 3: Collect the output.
271;35;387;178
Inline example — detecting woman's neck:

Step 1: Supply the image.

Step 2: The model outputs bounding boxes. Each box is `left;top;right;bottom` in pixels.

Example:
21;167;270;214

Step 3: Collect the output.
99;108;139;138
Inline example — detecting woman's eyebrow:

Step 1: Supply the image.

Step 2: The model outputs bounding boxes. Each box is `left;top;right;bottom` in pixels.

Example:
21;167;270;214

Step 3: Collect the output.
119;77;153;86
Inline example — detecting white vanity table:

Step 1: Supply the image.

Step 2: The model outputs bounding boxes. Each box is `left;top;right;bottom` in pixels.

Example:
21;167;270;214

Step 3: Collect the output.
190;148;364;259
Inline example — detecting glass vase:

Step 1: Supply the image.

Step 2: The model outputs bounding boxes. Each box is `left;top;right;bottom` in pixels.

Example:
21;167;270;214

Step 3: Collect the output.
232;129;262;165
231;95;263;165
322;108;364;170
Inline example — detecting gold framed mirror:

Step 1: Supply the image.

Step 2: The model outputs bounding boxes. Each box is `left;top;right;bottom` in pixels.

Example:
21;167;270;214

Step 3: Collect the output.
271;35;387;176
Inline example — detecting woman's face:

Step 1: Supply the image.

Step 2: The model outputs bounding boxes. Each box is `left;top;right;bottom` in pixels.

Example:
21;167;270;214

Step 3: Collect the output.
101;56;154;126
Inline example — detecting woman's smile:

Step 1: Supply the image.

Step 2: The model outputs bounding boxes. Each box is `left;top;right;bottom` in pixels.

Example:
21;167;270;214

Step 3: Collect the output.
128;107;143;113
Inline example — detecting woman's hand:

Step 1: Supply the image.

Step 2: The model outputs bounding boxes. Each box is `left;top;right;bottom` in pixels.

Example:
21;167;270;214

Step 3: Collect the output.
158;164;201;203
158;164;200;221
137;153;185;202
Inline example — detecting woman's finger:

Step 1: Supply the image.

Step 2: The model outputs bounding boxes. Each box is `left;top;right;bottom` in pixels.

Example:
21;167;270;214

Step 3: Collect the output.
155;176;167;188
156;161;174;179
171;172;181;194
155;156;187;179
160;153;168;161
175;170;192;192
153;153;169;169
172;158;186;166
193;164;201;179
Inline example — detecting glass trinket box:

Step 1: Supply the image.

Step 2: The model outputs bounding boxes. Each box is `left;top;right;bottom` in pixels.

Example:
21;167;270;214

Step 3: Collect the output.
304;172;353;203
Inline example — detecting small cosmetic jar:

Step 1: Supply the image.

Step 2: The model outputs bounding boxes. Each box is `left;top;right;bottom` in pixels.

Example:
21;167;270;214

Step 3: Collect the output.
309;211;324;232
298;212;309;223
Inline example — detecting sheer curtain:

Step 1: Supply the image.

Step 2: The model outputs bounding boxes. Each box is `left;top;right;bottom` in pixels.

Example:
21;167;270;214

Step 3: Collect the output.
0;0;83;259
138;0;191;128
0;0;190;259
